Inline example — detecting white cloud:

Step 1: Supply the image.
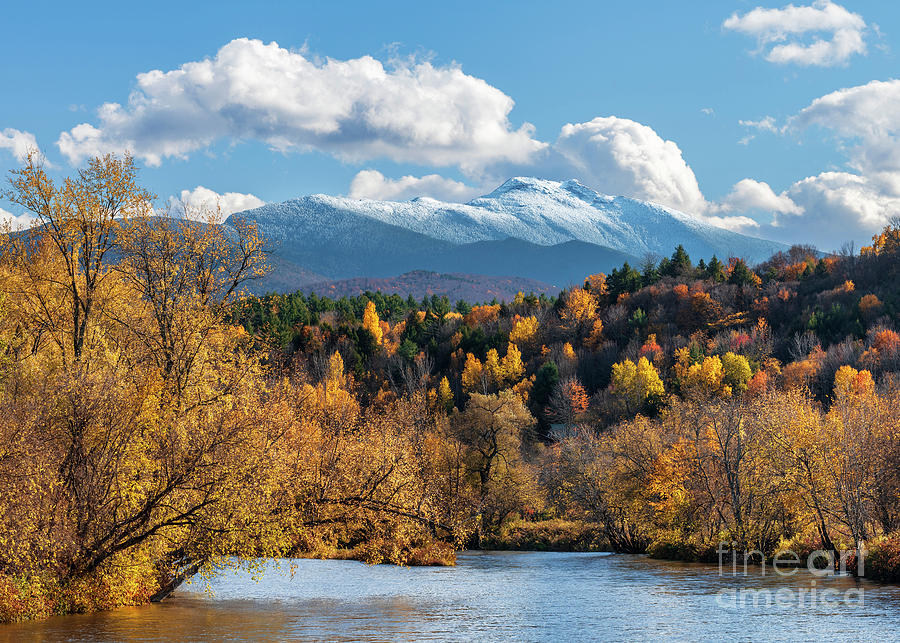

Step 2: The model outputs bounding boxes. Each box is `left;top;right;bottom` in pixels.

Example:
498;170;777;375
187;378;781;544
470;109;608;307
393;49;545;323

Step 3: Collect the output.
739;116;781;134
701;79;900;249
0;206;36;229
754;79;900;247
776;172;900;246
57;38;544;171
550;116;707;214
348;170;481;202
738;116;783;145
701;214;762;233
0;128;44;164
715;178;803;215
793;79;900;178
723;0;868;67
174;186;265;219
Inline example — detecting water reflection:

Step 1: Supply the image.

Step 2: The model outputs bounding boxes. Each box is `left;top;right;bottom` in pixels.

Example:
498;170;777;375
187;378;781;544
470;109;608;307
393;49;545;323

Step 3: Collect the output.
3;552;900;642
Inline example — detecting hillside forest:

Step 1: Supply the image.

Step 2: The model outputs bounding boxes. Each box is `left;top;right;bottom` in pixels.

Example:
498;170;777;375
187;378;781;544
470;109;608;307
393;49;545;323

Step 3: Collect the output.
3;153;900;621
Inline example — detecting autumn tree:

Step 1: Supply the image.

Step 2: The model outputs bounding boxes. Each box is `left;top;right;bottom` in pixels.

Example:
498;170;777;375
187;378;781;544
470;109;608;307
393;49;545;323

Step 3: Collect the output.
861;218;900;256
549;377;590;428
509;315;539;348
436;376;455;412
610;356;665;415
559;287;598;338
0;154;287;615
452;391;537;543
584;318;605;349
461;353;485;393
114;201;267;397
2;152;153;363
584;273;608;296
362;300;384;345
500;342;525;384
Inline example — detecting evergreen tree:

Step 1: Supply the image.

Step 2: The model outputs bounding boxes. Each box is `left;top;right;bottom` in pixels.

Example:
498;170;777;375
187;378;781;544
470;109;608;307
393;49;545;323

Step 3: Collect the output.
607;262;642;297
662;244;691;277
706;255;725;282
728;259;759;286
532;361;560;406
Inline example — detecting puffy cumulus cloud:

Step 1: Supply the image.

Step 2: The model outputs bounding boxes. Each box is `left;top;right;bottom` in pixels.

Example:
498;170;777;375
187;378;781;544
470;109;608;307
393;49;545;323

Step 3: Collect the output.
0;128;44;164
0;206;36;230
551;116;707;214
715;178;803;215
173;186;265;219
57;38;544;170
746;79;900;249
348;170;481;202
775;172;900;247
723;0;868;67
794;79;900;178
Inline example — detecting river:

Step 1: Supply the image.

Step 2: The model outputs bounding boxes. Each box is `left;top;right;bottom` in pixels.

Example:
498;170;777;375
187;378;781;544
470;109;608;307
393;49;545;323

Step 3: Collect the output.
3;551;900;641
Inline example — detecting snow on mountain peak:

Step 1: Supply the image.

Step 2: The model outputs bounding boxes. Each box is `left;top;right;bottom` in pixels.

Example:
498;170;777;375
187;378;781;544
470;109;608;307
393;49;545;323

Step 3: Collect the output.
232;177;785;263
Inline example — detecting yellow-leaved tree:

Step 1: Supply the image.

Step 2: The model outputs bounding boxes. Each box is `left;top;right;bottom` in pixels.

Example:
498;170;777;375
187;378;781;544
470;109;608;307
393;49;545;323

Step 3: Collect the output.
500;342;525;384
362;300;383;345
610;357;665;415
560;287;597;338
461;353;484;393
509;315;539;347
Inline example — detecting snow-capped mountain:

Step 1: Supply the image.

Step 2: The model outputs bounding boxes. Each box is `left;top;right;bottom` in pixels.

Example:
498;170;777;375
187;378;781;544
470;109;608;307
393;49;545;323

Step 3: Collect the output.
227;177;786;292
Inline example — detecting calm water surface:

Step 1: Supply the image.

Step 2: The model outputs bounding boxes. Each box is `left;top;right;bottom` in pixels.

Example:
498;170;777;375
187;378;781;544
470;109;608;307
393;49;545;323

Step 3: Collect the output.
3;551;900;642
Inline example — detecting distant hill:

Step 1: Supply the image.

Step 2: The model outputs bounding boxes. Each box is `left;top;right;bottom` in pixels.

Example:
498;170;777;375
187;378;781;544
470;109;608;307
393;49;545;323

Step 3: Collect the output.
298;270;559;302
231;177;787;294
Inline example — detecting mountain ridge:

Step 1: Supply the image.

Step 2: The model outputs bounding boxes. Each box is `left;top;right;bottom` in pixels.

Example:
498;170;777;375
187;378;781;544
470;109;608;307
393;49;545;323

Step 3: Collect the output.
226;177;787;293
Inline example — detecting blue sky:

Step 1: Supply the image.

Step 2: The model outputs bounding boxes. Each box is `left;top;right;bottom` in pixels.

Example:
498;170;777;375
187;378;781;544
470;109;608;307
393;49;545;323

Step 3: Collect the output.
2;0;899;250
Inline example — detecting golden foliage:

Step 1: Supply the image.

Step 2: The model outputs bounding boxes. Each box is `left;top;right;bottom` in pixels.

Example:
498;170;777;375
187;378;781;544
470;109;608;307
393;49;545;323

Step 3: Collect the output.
682;355;726;395
461;353;484;393
721;352;753;394
833;365;875;402
584;318;605;349
610;357;665;413
500;342;525;384
464;304;501;327
559;288;597;333
584;273;608;296
859;293;882;318
509;315;539;347
362;301;383;345
861;221;900;256
783;349;824;389
436;376;454;412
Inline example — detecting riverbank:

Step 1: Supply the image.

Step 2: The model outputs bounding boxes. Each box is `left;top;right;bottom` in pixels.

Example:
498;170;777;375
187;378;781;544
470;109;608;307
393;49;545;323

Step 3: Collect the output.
480;520;900;584
481;519;610;553
292;533;457;567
